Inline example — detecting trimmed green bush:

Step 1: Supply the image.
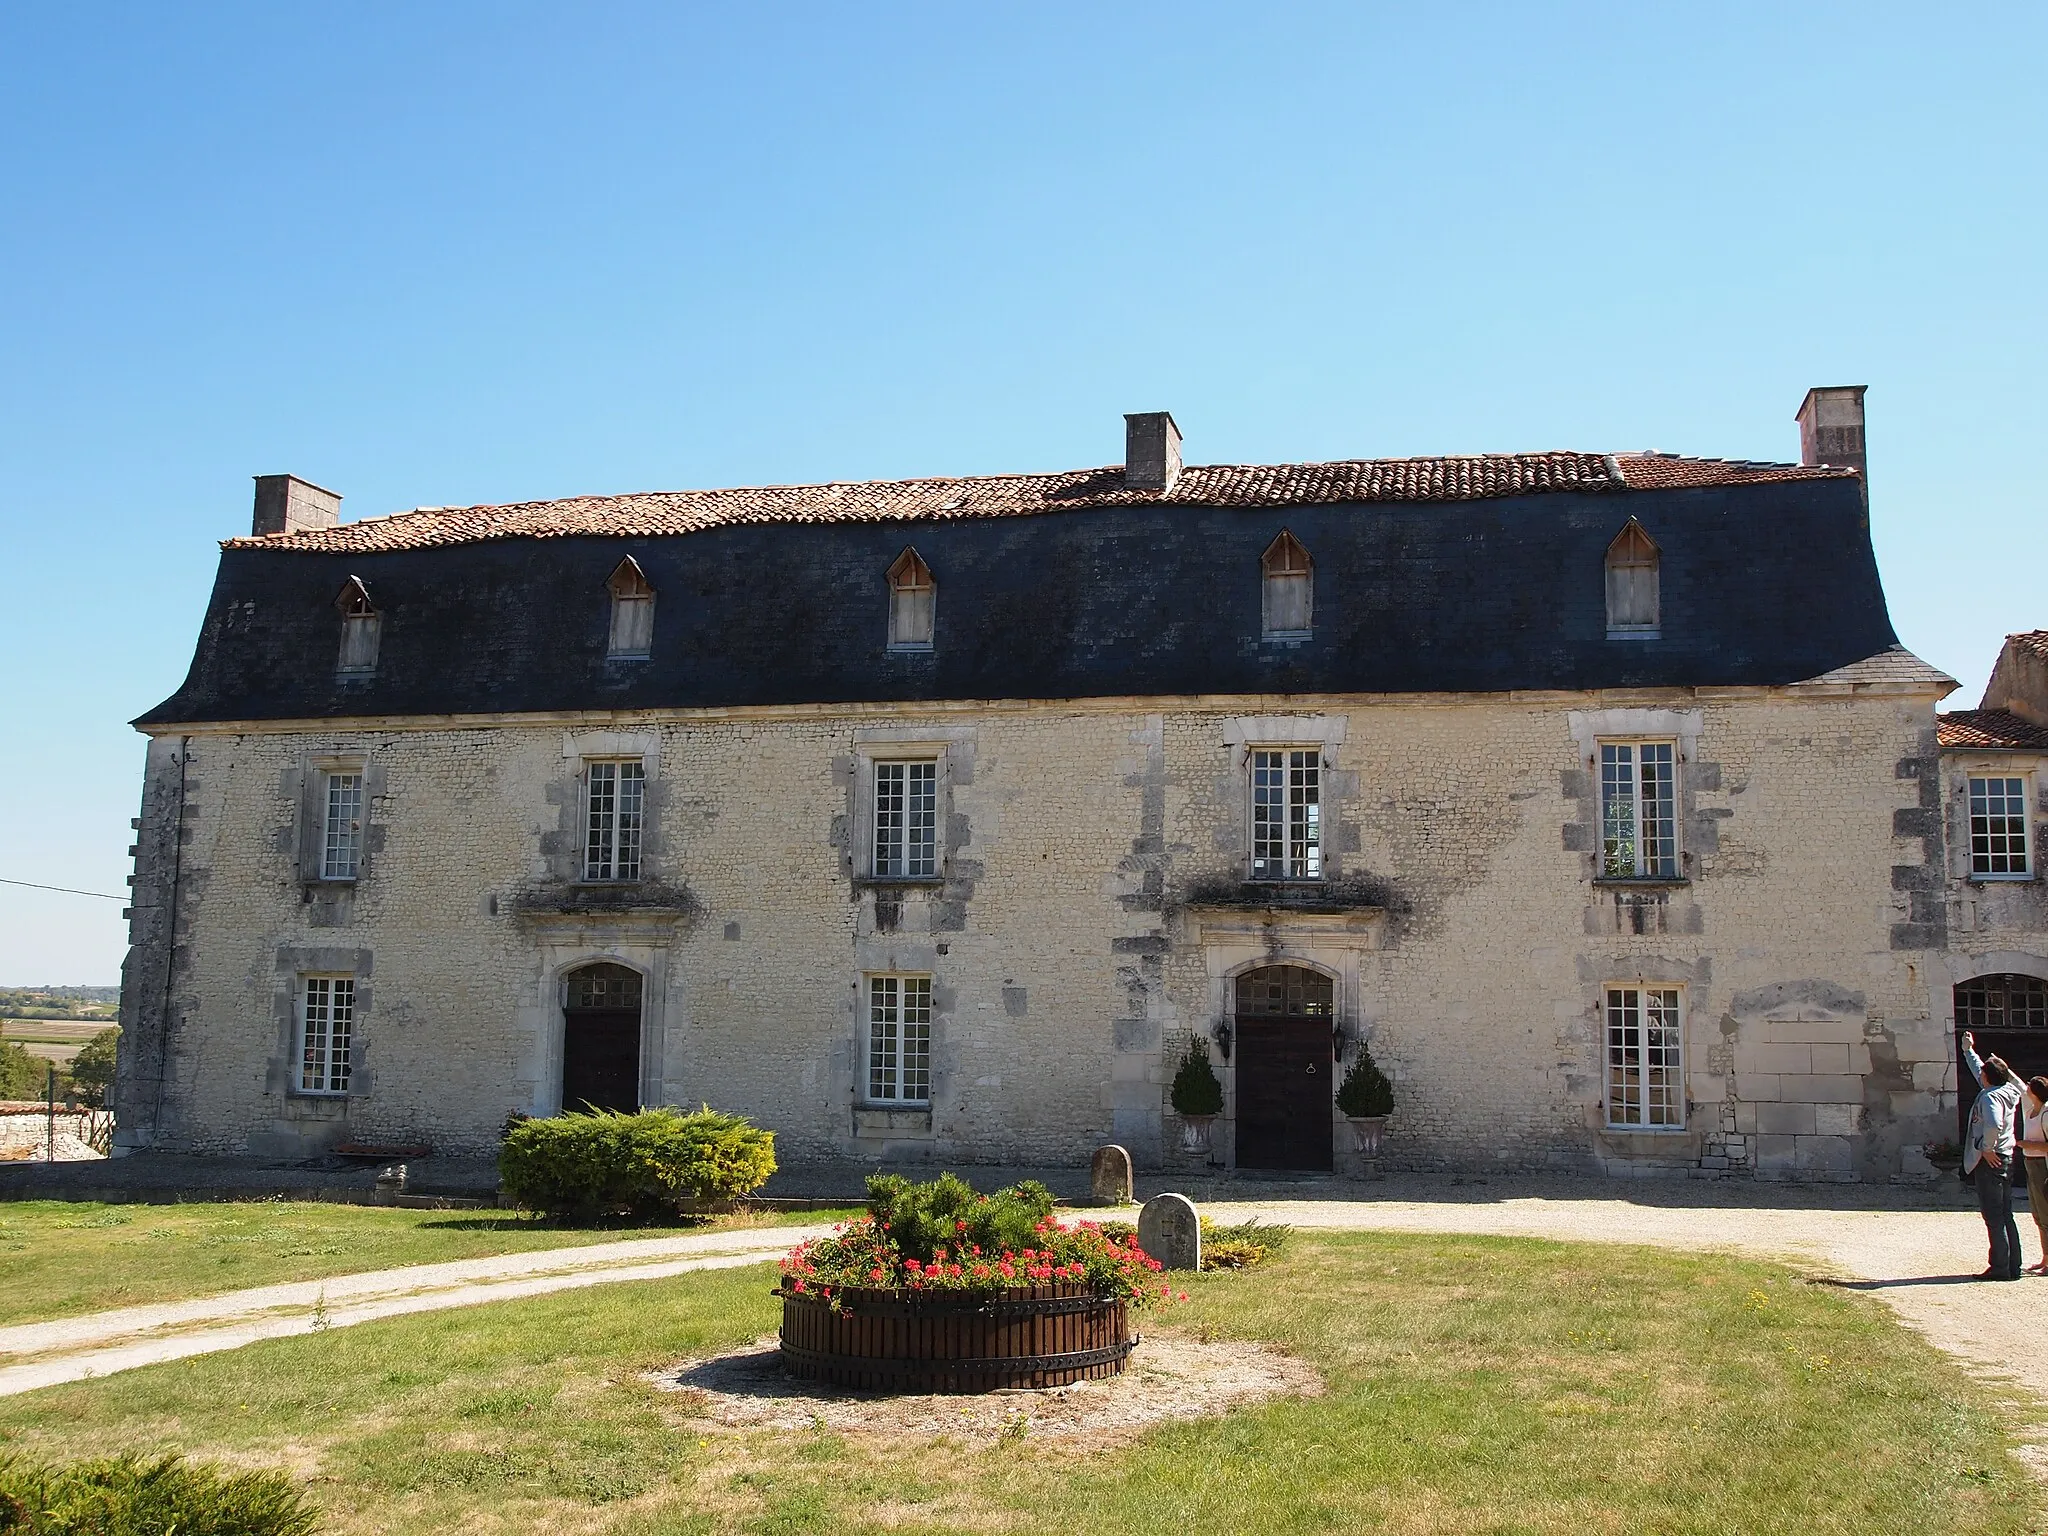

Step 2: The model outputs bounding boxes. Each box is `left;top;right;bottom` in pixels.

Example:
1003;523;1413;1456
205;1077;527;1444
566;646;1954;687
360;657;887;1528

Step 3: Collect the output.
0;1452;317;1534
498;1106;777;1221
1335;1043;1395;1118
1168;1038;1223;1117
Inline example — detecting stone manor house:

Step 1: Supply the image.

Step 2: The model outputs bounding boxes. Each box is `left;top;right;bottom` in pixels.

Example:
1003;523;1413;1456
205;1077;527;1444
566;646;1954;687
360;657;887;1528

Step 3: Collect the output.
112;389;2046;1180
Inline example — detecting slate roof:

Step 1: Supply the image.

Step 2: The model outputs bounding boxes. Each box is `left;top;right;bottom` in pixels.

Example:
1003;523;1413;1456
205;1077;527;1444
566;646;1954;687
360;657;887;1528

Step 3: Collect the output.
222;453;1853;555
1793;647;1956;693
1938;710;2048;751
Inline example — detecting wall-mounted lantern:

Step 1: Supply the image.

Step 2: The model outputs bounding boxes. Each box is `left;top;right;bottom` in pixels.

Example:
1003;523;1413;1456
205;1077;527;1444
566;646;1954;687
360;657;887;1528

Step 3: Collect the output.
1210;1019;1233;1063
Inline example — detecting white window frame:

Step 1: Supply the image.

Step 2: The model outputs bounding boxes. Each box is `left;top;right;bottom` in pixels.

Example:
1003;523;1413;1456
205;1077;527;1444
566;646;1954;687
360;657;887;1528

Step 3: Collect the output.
866;973;933;1105
1250;747;1322;880
1968;772;2034;879
871;758;939;879
1605;985;1682;1129
298;974;355;1095
583;758;646;882
319;770;364;881
1598;739;1679;879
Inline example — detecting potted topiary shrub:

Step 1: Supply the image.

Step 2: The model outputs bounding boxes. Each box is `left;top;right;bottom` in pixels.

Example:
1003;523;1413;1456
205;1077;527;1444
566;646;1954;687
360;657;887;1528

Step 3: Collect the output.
1335;1041;1395;1161
1170;1037;1224;1155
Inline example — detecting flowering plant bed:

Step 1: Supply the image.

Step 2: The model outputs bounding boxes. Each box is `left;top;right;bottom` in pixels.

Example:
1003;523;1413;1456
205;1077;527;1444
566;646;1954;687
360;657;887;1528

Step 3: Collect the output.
775;1173;1180;1392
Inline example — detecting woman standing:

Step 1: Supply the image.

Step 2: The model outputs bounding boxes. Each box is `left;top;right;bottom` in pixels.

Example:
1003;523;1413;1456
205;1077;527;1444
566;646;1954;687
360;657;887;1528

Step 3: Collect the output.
2021;1074;2048;1276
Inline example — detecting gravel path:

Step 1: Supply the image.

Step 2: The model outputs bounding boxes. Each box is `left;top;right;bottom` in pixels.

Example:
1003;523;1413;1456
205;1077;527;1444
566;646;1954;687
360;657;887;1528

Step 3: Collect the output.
0;1224;831;1398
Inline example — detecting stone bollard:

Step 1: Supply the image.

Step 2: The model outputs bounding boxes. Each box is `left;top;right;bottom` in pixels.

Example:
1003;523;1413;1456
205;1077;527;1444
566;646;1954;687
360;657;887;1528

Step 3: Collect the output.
1090;1144;1134;1205
1137;1192;1201;1271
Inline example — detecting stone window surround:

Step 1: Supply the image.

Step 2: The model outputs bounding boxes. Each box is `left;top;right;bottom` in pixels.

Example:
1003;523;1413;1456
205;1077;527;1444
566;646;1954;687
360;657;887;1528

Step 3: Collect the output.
1947;756;2041;884
270;945;373;1104
848;725;972;884
1223;716;1348;884
848;935;949;1141
863;971;933;1107
1566;708;1704;887
518;915;678;1117
295;750;376;887
1580;954;1707;1155
1602;981;1685;1131
560;730;661;887
1184;907;1384;1169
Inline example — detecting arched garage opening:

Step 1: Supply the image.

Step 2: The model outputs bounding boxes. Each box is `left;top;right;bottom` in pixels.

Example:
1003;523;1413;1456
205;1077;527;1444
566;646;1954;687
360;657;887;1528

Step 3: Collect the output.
1955;973;2048;1142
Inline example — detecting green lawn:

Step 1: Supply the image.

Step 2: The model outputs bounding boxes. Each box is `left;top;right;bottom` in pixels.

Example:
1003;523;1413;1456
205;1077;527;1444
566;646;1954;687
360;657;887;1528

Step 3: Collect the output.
0;1201;844;1326
0;1230;2033;1534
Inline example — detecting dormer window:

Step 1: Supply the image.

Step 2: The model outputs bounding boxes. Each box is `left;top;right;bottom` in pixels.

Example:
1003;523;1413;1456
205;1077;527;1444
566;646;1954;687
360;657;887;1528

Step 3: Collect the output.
1261;531;1313;638
887;547;935;651
1605;520;1660;638
606;557;655;659
335;577;381;676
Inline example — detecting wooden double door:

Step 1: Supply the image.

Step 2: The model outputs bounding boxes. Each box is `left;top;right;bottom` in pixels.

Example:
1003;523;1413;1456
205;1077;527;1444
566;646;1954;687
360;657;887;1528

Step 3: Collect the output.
1234;965;1334;1171
561;962;643;1114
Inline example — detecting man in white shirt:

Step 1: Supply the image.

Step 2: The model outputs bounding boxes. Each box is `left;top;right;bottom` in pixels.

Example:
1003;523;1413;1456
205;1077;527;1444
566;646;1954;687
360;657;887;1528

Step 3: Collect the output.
1962;1030;2024;1282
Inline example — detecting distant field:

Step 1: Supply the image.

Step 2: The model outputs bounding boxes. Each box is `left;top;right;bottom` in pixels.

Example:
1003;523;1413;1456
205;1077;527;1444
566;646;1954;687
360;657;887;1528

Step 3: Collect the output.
0;1020;105;1067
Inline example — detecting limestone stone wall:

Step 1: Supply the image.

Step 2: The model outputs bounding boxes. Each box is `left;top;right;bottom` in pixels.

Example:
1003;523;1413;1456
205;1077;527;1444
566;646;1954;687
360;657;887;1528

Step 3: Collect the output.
114;680;1959;1181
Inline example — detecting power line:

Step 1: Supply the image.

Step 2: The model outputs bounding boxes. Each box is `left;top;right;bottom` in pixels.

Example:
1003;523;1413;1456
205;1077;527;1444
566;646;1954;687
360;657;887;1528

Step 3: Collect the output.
0;877;126;902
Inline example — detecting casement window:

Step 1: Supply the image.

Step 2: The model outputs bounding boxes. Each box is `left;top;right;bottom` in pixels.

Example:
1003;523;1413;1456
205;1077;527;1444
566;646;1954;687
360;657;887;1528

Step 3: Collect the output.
335;577;382;675
1261;531;1313;638
873;759;938;878
299;975;355;1095
1250;748;1321;880
886;547;935;650
583;759;645;881
1605;520;1660;637
606;557;656;659
1969;775;2033;877
1599;741;1678;878
1606;985;1682;1129
320;771;364;880
867;974;932;1104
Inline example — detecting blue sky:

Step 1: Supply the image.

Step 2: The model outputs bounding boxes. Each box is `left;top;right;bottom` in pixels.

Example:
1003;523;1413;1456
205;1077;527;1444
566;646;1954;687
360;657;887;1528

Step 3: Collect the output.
1;3;2041;983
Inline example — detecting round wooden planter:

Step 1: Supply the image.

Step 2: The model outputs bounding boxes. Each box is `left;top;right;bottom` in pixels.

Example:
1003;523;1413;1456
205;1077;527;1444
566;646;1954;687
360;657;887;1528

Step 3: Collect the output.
778;1282;1133;1393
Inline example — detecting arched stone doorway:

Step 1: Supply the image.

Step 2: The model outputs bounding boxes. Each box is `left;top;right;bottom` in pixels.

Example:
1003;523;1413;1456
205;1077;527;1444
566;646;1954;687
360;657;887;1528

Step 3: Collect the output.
1955;973;2048;1141
1234;964;1334;1170
561;962;643;1114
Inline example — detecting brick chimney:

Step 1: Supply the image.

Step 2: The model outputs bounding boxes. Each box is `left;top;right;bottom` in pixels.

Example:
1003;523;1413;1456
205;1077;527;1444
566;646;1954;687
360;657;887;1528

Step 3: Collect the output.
251;474;341;536
1123;412;1182;493
1795;387;1868;503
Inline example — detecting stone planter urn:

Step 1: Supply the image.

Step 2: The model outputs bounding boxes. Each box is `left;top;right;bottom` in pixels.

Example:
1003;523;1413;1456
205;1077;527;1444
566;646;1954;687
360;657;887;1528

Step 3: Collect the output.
1347;1115;1389;1158
1179;1114;1216;1155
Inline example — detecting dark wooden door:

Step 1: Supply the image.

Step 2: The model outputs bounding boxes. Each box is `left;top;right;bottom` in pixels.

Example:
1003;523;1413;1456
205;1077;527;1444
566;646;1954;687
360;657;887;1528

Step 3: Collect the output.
1954;975;2048;1162
1236;1017;1333;1170
562;1009;640;1113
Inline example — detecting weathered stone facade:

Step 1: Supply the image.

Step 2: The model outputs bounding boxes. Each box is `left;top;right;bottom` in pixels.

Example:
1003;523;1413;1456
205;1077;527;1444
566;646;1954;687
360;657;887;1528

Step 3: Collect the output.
117;677;1964;1180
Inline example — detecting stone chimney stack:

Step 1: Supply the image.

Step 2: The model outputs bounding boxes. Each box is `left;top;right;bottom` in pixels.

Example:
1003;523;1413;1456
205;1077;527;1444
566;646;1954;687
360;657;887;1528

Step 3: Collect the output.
1123;412;1182;493
1795;386;1868;503
251;474;341;537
